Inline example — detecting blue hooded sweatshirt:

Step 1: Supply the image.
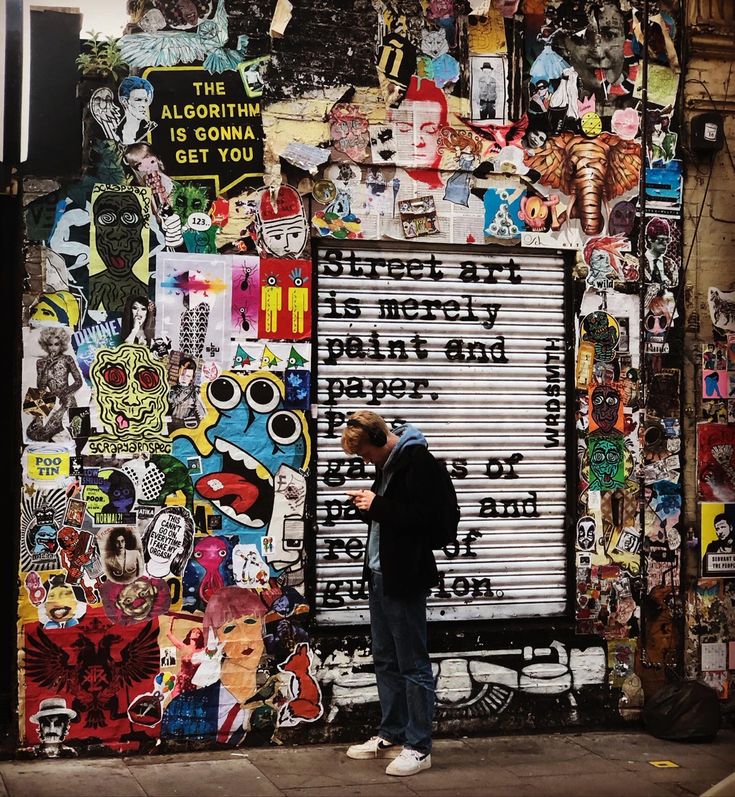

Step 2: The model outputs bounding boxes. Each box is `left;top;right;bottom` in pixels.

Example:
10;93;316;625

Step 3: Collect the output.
367;423;428;573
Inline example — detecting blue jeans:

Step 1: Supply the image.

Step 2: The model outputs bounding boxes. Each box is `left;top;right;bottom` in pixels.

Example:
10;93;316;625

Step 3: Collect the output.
369;571;434;753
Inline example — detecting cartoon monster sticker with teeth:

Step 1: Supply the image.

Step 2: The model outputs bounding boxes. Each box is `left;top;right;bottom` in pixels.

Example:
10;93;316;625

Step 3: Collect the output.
172;370;310;540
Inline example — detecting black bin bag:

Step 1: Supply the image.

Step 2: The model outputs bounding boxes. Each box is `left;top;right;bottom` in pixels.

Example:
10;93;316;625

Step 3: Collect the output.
643;680;721;741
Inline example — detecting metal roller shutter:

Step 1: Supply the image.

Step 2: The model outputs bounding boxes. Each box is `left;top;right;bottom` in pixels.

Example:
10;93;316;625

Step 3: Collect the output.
315;244;570;624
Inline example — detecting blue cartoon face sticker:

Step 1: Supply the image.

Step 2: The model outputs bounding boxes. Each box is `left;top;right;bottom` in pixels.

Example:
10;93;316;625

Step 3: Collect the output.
172;371;310;532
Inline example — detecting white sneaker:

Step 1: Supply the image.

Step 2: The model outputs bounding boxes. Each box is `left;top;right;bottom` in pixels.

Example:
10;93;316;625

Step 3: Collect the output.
385;748;432;776
346;736;401;759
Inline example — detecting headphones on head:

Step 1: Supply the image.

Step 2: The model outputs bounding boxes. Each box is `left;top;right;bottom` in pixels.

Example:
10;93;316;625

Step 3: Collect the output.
346;418;387;447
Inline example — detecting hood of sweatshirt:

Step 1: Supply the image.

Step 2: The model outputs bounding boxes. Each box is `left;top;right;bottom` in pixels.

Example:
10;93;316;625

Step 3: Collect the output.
382;423;427;475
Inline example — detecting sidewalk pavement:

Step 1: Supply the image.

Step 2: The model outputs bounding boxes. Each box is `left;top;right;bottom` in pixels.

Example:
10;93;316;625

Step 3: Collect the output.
0;729;733;797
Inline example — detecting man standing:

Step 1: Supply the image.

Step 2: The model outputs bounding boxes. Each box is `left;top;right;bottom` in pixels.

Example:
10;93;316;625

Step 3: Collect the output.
644;217;678;287
341;411;441;777
477;61;498;120
706;513;735;554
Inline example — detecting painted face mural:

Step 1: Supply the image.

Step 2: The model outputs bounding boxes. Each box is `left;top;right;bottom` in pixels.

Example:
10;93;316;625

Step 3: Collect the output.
391;77;448;170
588;435;626;491
202;586;270;704
89;186;150;313
172;371;310;536
90;345;169;447
590;384;621;433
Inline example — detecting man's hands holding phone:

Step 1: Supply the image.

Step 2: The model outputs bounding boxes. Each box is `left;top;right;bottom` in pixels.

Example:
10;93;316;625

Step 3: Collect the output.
347;489;376;511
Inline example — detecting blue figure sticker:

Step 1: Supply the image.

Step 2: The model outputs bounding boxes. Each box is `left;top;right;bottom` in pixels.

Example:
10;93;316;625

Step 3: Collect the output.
285;369;310;410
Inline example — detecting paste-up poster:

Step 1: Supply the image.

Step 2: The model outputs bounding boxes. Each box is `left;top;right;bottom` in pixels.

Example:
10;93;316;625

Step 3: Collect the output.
258;258;311;340
700;502;735;577
470;55;507;124
86;344;171;456
587;383;624;435
399;196;439;238
82;467;138;526
22;327;91;444
483;180;524;241
311;163;365;240
697;423;735;502
20;489;68;572
369;123;399;166
468;10;507;54
709;287;735;332
329;103;371;164
702;342;728;400
579;291;641;371
88;185;151;315
23;444;74;488
285;369;310;410
23;610;160;751
230;255;259;339
156;253;231;361
228;341;311;373
262;464;307;574
586;433;627;491
72;320;122;383
644;287;676;356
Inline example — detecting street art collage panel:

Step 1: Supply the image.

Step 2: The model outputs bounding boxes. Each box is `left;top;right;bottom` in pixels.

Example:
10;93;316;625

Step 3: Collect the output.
17;0;690;754
18;9;321;756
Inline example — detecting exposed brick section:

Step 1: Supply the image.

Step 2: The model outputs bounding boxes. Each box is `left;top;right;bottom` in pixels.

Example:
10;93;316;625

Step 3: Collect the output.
228;0;380;100
226;0;278;59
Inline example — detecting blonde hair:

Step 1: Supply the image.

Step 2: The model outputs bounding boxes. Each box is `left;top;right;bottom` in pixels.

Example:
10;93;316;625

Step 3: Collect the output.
39;326;70;352
124;143;163;170
341;411;389;454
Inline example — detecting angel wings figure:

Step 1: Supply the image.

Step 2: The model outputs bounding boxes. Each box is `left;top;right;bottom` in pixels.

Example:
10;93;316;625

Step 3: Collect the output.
118;0;247;74
90;76;157;146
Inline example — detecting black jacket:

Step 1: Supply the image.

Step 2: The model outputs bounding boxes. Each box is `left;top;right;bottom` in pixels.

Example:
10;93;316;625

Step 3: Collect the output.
361;443;440;598
706;537;735;554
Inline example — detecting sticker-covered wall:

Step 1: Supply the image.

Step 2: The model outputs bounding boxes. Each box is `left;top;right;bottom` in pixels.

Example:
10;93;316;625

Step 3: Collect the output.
680;7;735;706
17;0;733;757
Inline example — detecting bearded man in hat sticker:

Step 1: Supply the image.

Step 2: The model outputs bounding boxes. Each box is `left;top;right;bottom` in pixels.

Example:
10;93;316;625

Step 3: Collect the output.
28;696;78;758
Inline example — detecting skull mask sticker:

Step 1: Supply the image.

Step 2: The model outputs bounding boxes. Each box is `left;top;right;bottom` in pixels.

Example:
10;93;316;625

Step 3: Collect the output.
89;344;169;453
